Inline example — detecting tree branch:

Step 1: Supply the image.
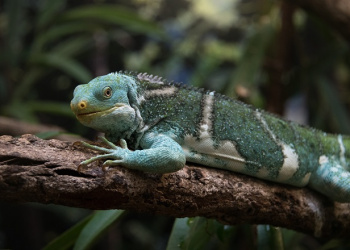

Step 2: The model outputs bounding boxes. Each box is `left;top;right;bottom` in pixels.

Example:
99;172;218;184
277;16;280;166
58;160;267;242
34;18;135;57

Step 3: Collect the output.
0;134;349;238
286;0;350;41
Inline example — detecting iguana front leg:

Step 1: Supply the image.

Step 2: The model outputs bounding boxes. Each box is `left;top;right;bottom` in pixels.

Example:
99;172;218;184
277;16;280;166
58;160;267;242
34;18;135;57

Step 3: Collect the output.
78;134;186;174
78;137;130;171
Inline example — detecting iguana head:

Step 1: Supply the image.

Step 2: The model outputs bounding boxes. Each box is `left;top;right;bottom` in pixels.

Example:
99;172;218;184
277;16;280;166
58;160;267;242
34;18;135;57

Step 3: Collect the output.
70;72;140;137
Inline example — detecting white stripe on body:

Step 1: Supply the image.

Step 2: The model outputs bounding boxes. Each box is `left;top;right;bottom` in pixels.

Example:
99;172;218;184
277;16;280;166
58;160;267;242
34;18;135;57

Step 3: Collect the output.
338;134;346;166
183;92;246;171
139;86;178;103
254;111;303;183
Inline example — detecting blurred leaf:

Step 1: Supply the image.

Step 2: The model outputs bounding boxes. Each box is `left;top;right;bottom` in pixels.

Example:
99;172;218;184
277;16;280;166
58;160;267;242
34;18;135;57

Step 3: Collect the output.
316;77;350;134
10;67;46;103
43;213;93;250
35;131;64;139
73;210;125;250
215;224;236;243
0;75;7;103
227;24;276;98
28;101;73;117
181;217;221;250
279;228;303;249
61;5;165;37
271;227;284;249
166;218;190;250
32;23;98;52
29;53;92;83
257;225;270;250
49;36;93;56
3;0;27;66
191;56;221;88
36;0;66;30
257;225;284;250
3;101;38;122
3;100;73;122
320;239;350;250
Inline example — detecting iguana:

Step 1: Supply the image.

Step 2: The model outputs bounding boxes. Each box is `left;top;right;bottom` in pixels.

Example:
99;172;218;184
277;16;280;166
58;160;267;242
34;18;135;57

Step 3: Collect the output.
70;71;350;203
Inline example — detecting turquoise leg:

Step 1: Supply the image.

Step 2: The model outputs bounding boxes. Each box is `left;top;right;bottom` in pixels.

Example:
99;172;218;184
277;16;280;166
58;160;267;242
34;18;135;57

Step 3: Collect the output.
77;133;186;174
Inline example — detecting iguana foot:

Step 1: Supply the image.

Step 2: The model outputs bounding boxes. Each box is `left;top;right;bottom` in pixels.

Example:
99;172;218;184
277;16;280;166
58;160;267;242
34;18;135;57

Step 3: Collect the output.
77;136;129;172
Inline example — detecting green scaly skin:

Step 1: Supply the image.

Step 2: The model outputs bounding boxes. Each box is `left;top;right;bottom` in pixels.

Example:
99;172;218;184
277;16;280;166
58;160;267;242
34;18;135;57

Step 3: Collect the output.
70;71;350;203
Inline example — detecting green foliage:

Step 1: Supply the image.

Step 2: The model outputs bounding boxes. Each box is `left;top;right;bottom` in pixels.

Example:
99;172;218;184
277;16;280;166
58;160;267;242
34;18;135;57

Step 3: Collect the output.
166;218;189;250
43;213;93;250
1;0;164;122
167;218;254;250
180;218;228;250
320;239;350;250
61;5;165;37
73;210;125;250
35;130;64;139
314;78;350;134
44;210;125;250
257;225;284;250
2;0;350;249
227;22;276;106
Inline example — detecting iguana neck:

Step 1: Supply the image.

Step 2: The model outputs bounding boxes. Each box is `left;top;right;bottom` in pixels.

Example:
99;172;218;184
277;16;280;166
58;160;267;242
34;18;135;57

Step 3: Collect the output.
105;105;144;145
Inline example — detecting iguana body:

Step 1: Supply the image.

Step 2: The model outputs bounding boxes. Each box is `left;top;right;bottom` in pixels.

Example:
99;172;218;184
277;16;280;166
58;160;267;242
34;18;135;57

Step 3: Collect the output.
70;71;350;202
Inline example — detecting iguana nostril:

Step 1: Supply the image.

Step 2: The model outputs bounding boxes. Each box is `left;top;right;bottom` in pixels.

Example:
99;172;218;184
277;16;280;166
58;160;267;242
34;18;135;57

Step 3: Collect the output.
78;101;87;109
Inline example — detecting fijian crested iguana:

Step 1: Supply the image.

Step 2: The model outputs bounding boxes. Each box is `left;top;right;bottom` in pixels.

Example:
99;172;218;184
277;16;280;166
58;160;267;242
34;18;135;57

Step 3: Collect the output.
70;71;350;203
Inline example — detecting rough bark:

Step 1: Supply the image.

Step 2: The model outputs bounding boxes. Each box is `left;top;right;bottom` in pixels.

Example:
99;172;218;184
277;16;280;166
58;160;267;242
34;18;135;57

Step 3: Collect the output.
0;134;349;238
287;0;350;41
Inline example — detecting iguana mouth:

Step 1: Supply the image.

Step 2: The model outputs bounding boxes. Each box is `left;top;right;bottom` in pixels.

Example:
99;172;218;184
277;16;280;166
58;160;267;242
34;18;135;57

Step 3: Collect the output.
77;103;126;117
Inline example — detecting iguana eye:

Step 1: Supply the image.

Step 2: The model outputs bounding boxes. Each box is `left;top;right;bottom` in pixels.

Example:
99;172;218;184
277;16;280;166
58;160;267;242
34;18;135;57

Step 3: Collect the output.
103;86;112;98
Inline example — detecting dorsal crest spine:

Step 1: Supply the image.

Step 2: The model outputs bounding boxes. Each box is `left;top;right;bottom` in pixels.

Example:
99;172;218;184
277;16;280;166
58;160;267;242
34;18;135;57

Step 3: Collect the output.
137;72;164;85
119;70;254;109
